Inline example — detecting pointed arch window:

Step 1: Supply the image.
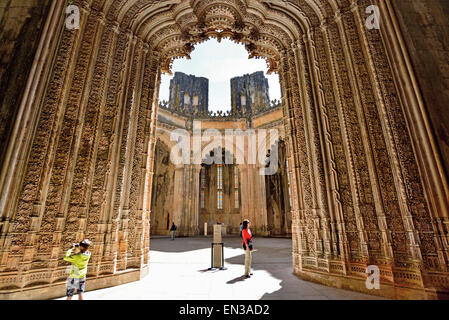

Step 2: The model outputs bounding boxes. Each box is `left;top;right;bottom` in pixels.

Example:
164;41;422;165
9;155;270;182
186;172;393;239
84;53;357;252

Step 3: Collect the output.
217;165;223;209
184;93;191;105
201;167;206;188
234;166;239;187
200;167;206;209
217;191;223;210
217;165;223;190
234;166;239;208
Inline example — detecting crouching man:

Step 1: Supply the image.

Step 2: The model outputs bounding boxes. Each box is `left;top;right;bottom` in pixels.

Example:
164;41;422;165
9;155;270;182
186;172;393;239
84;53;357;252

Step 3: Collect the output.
63;239;92;300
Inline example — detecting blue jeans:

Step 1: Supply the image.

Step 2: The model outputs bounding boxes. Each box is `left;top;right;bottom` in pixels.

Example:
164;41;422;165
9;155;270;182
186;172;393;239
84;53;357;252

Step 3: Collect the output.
171;231;175;240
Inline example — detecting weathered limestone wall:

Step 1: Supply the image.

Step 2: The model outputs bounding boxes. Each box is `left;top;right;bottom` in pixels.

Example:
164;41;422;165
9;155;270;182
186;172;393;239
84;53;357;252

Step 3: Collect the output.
391;0;449;180
0;0;158;299
150;139;175;236
0;0;51;167
151;111;289;238
265;140;291;236
284;0;449;299
231;71;270;115
169;72;209;113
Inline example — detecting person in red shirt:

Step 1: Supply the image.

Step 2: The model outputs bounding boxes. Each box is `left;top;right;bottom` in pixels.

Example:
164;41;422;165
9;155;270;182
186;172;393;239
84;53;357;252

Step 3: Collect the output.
242;219;254;278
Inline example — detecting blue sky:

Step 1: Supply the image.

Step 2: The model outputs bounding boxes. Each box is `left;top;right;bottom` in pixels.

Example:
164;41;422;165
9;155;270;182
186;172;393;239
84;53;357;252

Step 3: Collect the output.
158;38;281;112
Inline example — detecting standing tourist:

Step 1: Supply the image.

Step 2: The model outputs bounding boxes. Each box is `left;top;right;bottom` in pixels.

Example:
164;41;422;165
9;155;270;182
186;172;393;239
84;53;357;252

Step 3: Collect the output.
242;219;254;278
239;222;243;238
64;239;92;300
170;222;177;240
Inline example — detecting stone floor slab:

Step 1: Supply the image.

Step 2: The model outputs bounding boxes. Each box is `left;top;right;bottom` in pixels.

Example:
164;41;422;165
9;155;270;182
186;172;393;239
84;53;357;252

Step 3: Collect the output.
56;236;384;300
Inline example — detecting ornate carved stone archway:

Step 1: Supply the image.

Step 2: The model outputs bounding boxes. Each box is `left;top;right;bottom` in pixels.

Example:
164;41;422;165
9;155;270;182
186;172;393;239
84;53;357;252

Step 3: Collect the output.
0;0;448;299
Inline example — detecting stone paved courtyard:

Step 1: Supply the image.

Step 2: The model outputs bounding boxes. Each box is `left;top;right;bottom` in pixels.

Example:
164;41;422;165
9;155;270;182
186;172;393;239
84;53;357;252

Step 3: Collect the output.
56;236;384;300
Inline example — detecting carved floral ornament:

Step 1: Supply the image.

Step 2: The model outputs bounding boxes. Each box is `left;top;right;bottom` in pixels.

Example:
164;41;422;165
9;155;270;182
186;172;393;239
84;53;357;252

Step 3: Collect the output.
69;0;368;75
80;0;345;75
146;1;291;75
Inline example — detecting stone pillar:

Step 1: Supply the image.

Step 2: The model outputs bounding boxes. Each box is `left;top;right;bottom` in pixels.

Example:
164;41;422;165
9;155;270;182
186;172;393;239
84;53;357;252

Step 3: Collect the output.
189;165;202;236
240;166;249;223
245;165;256;226
182;164;200;236
181;165;191;235
173;166;185;233
239;163;268;236
256;164;269;236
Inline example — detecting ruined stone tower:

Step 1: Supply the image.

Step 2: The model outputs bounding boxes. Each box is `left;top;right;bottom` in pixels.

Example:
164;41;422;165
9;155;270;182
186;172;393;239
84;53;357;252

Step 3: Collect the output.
230;71;270;115
169;72;209;113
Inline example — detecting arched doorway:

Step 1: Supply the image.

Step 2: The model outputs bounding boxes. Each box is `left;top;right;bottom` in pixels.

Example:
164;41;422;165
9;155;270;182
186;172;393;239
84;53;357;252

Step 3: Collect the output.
199;148;241;235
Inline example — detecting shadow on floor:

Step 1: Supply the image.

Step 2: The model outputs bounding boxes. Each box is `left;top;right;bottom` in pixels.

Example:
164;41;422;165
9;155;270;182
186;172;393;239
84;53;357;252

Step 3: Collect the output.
221;237;303;299
221;237;381;300
223;247;296;299
226;275;249;284
150;236;381;300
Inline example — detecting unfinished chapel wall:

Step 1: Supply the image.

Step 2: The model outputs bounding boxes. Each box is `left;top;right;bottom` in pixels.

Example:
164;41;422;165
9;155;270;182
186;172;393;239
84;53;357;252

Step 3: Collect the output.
153;100;289;237
391;0;449;181
0;0;447;300
265;140;291;236
0;0;51;168
0;0;158;299
150;139;175;236
154;69;290;237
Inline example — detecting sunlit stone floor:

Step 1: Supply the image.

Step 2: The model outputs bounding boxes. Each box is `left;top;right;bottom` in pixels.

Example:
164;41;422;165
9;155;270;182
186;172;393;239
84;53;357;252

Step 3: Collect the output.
56;236;383;300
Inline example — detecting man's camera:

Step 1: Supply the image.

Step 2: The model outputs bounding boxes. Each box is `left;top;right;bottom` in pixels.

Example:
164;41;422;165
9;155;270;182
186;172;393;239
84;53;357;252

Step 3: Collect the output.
71;239;91;255
71;243;81;255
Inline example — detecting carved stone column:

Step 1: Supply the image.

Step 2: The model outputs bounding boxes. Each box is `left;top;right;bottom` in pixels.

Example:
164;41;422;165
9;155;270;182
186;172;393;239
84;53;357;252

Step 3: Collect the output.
256;164;269;236
189;165;202;236
239;166;250;222
172;166;185;233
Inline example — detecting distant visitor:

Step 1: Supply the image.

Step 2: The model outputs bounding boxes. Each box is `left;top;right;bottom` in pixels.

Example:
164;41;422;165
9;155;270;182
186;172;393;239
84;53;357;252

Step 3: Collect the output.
170;222;177;240
242;219;254;278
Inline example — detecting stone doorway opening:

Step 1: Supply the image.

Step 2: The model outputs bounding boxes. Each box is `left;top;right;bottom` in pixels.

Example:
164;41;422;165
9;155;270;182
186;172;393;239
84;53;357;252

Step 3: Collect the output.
150;35;291;239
